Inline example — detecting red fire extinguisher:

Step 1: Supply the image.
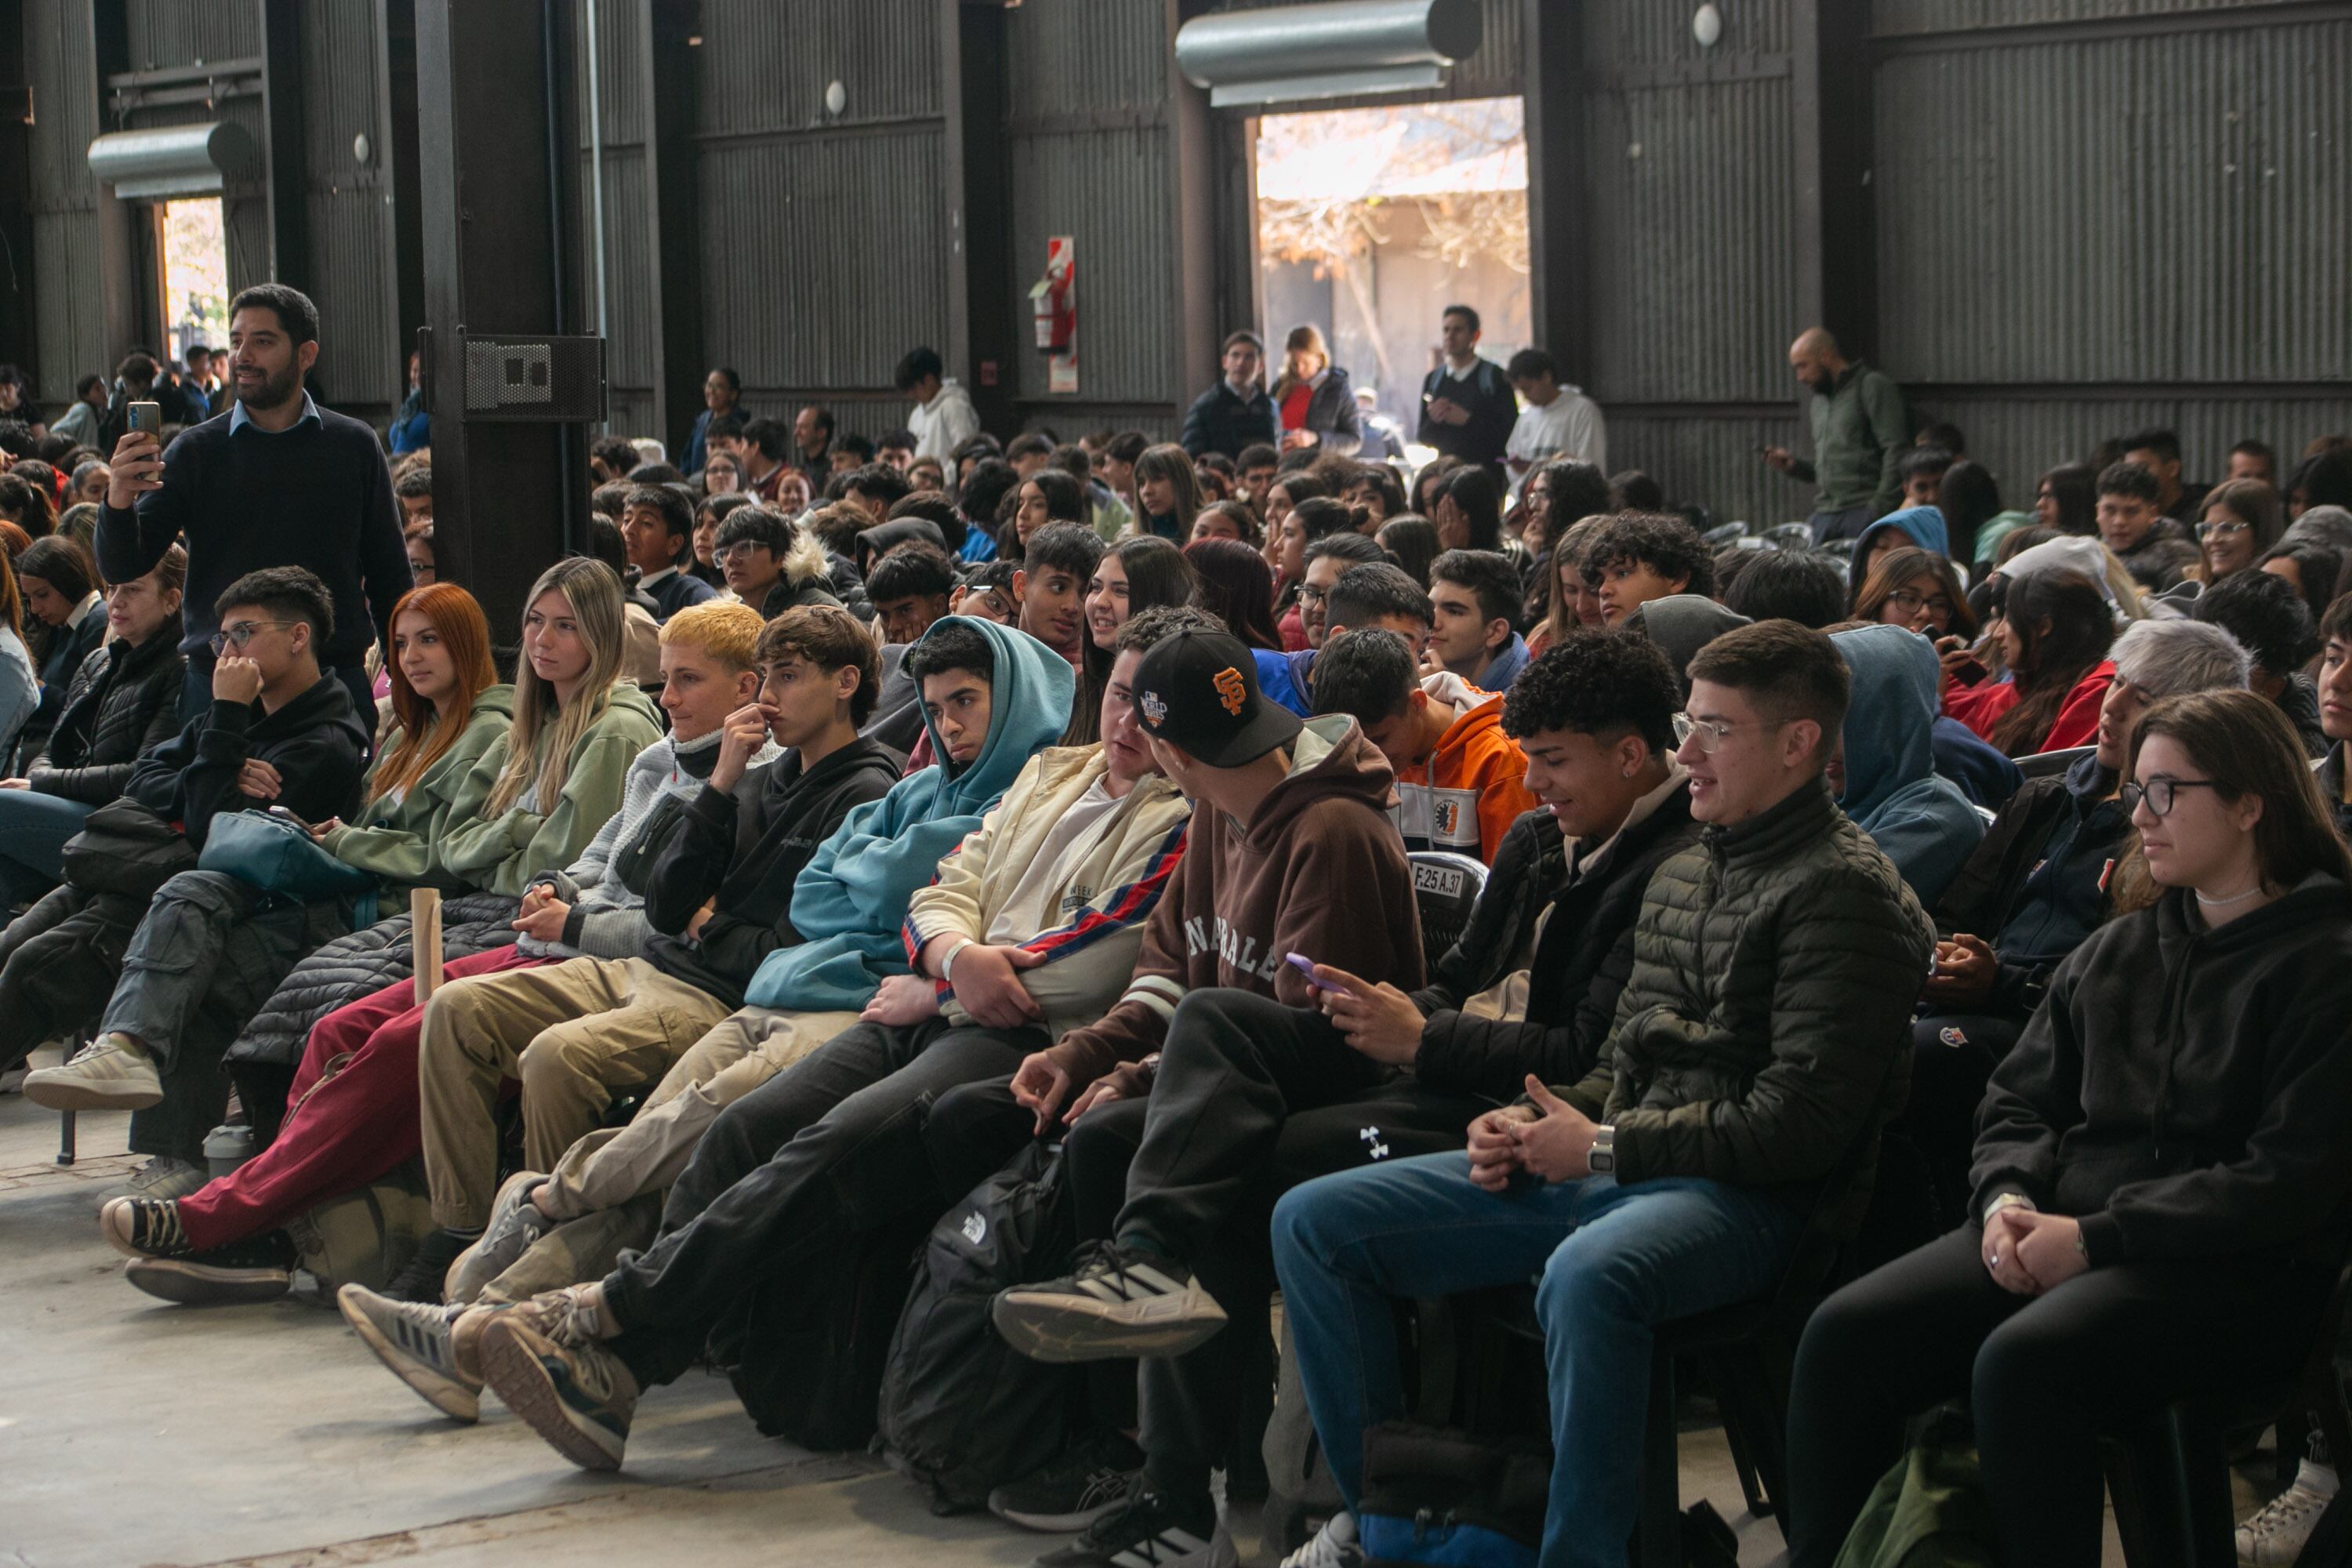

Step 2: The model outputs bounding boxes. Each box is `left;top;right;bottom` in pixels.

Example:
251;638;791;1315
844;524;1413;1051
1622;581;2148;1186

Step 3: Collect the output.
1032;238;1075;354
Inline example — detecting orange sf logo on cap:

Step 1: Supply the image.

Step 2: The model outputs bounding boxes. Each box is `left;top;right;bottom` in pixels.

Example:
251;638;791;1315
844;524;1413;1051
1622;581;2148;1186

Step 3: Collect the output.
1212;667;1247;717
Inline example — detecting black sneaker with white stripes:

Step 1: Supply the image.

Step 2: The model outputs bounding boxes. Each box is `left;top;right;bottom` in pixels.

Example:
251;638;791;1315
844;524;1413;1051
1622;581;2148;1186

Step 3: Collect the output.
1030;1488;1235;1568
992;1241;1229;1363
989;1428;1145;1532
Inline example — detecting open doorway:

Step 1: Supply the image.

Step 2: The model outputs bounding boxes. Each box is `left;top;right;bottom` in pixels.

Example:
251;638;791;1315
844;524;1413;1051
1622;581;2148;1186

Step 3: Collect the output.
158;196;228;365
1254;97;1529;452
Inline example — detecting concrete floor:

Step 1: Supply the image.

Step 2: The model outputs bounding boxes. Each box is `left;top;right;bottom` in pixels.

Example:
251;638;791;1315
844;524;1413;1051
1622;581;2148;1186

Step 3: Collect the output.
0;1070;2245;1568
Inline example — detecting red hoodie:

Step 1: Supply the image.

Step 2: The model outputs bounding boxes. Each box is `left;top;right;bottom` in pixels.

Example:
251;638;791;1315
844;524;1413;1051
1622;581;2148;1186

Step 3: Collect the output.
1043;715;1424;1085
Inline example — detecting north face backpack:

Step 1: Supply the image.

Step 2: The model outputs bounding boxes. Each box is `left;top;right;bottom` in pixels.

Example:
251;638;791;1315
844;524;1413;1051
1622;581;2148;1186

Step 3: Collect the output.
876;1139;1087;1513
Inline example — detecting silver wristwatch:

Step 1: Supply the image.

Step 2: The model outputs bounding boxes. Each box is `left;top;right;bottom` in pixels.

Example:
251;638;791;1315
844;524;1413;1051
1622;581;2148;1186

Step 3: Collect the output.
1588;1123;1617;1174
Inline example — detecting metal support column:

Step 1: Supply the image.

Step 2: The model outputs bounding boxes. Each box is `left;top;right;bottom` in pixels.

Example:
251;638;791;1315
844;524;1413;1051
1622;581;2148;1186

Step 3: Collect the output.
257;0;307;291
645;0;706;460
1523;0;1586;384
942;0;1014;437
415;0;589;642
1792;0;1875;356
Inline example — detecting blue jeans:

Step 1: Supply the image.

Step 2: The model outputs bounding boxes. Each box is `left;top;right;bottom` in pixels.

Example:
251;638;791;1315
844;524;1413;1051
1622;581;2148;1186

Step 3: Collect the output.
1271;1152;1806;1568
0;788;94;906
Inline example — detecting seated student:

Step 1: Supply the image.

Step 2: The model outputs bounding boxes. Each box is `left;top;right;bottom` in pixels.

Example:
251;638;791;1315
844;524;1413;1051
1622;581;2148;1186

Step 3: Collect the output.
16;533;108;759
1621;593;1751;697
311;606;899;1312
14;568;374;1167
1085;537;1196;656
1425;548;1530;691
866;540;960;648
1310;628;1535;863
990;630;1704;1549
2316;597;2352;840
619;485;717;621
0;545;186;912
2096;459;2198;593
1726;547;1847;630
1892;618;2249;1242
1944;569;2117;757
1828;623;1984;905
951;559;1019;626
100;601;779;1303
1265;561;1439;720
1269;621;1933;1568
1296;533;1385;651
715;505;840;616
1582;510;1717;626
2191;568;2325;757
1786;689;2352;1568
447;615;1071;1462
1849;503;1950;596
363;608;1188;1433
1018;522;1100;672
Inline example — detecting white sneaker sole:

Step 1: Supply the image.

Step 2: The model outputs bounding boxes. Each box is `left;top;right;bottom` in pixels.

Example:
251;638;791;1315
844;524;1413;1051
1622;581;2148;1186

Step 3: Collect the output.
476;1320;629;1472
20;1073;164;1112
990;1283;1229;1363
122;1257;290;1306
338;1285;481;1424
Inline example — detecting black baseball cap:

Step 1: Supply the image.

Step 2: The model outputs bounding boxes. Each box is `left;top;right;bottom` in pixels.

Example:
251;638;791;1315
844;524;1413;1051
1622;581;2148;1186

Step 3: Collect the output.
1131;626;1302;768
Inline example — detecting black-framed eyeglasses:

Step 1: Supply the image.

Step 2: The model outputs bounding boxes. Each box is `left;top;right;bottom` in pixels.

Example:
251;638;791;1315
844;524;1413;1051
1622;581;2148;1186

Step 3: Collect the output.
209;619;294;655
1298;583;1329;605
1888;589;1955;619
2120;777;2223;818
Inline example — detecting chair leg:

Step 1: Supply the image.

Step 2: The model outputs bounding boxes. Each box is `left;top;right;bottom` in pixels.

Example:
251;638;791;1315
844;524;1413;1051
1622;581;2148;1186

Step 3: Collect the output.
1638;1339;1683;1568
56;1108;74;1166
1710;1348;1786;1521
2163;1405;2239;1568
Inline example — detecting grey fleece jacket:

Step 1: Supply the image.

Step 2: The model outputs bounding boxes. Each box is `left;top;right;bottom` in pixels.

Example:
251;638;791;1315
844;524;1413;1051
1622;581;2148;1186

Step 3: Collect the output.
515;726;781;960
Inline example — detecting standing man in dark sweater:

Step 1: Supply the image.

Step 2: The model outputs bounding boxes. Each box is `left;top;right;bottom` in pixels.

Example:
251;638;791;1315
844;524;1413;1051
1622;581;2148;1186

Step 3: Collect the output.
97;283;410;724
1417;304;1519;474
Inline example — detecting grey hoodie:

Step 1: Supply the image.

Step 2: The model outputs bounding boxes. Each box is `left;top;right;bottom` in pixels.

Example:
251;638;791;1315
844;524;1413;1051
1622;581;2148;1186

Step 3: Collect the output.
1627;594;1752;696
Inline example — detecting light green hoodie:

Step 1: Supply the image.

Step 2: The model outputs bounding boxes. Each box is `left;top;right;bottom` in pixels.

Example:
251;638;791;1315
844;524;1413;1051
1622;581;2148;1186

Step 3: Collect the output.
317;683;516;891
437;681;666;896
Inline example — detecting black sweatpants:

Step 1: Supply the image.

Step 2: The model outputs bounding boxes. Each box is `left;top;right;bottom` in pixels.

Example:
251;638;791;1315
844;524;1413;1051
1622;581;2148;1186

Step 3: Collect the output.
603;1016;1044;1390
1785;1226;2335;1568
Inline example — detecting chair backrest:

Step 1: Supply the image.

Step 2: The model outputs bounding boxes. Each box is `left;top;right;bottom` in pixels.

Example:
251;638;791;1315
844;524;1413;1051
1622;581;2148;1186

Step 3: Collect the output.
2017;744;2092;781
1407;851;1488;972
1762;522;1813;550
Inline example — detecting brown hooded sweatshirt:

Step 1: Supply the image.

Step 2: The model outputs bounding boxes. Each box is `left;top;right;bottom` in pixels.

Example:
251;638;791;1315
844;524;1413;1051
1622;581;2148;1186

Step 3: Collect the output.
1043;714;1425;1085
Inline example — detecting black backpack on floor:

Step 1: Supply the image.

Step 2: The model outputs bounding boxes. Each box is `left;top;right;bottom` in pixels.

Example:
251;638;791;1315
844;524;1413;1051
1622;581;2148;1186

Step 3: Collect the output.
877;1139;1087;1513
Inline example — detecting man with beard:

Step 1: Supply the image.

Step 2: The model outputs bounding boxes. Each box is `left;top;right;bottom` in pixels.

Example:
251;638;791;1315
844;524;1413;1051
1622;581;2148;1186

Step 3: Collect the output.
98;283;409;724
1761;327;1912;545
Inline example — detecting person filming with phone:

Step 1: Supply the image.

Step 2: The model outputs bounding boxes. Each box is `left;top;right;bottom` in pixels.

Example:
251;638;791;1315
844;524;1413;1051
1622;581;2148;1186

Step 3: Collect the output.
99;283;411;728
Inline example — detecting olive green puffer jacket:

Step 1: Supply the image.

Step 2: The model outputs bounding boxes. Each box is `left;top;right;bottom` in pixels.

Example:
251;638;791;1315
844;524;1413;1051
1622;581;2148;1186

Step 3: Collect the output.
1573;776;1935;1236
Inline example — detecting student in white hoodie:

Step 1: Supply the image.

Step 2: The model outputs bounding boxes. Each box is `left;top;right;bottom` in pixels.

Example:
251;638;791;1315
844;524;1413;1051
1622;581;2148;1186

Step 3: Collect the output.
898;346;982;463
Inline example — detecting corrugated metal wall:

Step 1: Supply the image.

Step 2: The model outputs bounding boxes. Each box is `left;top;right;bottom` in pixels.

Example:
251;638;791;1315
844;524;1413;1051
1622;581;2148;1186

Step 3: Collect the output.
24;0;104;403
1875;4;2352;521
575;0;657;441
1002;0;1180;431
302;2;398;413
1579;0;1803;524
691;0;948;442
122;0;270;299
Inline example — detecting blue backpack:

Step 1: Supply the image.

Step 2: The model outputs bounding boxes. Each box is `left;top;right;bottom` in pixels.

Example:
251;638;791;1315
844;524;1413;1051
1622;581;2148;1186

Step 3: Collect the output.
198;809;380;927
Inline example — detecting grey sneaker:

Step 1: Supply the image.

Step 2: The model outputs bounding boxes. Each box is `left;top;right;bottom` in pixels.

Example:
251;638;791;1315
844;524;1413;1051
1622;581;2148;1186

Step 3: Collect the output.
446;1171;552;1305
122;1156;209;1203
477;1313;638;1471
992;1242;1229;1363
339;1284;482;1423
21;1033;163;1111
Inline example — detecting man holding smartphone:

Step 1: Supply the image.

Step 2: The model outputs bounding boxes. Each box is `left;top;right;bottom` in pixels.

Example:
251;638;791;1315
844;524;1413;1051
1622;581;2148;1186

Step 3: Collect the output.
100;283;409;729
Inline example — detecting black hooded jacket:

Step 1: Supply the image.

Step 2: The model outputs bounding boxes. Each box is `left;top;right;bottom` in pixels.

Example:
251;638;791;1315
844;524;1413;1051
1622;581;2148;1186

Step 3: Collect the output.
124;675;370;848
26;630;187;804
1972;877;2352;1269
641;734;904;1007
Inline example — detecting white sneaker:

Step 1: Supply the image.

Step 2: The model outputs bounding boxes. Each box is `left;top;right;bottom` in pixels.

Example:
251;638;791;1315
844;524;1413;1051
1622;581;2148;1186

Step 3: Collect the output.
2239;1460;2339;1566
20;1033;163;1111
1280;1512;1361;1568
120;1156;209;1202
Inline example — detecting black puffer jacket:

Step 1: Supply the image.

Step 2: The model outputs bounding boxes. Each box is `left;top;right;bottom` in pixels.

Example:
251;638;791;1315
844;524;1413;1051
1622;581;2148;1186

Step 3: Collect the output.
1412;784;1700;1104
1973;877;2352;1269
24;632;187;804
223;892;522;1073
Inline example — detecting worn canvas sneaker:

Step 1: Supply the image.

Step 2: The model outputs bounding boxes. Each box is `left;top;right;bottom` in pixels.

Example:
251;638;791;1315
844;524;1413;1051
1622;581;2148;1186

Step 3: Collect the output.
100;1196;191;1260
20;1032;163;1111
2238;1460;2339;1566
477;1314;638;1472
1030;1488;1236;1568
122;1231;296;1305
446;1171;553;1305
989;1429;1146;1532
993;1241;1229;1363
339;1284;485;1422
1279;1512;1362;1568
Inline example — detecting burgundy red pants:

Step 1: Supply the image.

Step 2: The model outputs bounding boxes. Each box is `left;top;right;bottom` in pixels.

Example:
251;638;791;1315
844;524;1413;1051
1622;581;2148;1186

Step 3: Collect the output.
176;946;547;1250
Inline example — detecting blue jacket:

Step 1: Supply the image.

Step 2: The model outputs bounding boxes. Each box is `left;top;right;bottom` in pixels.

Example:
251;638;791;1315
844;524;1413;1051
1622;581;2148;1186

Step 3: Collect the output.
959;527;999;564
1831;622;1984;906
1853;504;1950;565
745;616;1076;1011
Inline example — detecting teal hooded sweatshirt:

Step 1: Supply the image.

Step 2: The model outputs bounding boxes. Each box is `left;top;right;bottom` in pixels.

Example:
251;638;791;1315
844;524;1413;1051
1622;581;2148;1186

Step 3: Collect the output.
745;615;1076;1011
1831;622;1985;907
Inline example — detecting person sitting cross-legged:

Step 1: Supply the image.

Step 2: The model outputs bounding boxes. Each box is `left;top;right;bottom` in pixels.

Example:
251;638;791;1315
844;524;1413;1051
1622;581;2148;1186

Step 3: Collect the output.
1269;620;1933;1568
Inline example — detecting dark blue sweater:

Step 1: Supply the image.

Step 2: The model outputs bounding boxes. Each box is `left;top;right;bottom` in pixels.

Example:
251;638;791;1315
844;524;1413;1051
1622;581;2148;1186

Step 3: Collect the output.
96;403;410;668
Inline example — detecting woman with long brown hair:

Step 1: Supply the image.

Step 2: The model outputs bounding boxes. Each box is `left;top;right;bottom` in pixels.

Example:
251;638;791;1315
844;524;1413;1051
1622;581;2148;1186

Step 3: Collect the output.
1789;688;2352;1568
1185;536;1286;652
1853;545;1980;644
1268;325;1365;458
1944;570;2116;757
